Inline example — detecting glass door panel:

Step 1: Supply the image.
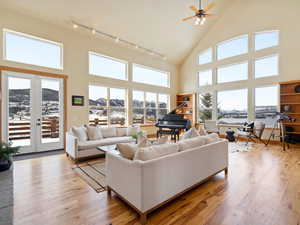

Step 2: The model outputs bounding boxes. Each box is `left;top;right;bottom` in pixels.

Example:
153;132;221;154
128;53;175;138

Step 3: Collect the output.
7;76;32;153
41;79;60;144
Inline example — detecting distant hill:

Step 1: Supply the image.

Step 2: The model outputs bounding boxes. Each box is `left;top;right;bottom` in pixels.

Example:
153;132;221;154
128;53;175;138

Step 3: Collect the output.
9;88;59;102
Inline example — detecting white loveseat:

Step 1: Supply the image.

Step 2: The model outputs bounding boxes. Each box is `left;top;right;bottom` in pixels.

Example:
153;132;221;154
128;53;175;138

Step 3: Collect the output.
106;136;228;224
66;126;139;161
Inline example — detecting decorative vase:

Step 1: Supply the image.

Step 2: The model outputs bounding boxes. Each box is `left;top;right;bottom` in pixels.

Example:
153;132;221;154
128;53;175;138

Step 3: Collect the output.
283;105;291;112
0;158;12;172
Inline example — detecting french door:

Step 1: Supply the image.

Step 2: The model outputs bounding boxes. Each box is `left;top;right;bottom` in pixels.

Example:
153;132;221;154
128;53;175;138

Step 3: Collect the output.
1;71;64;154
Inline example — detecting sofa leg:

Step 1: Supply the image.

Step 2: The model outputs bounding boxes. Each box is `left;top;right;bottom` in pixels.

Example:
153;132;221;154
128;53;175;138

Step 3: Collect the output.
224;167;228;176
140;213;147;225
107;186;112;197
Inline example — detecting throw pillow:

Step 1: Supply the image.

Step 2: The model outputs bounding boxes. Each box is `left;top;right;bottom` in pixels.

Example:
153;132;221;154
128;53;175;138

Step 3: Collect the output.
127;126;139;136
116;127;128;137
86;126;103;140
72;126;88;142
134;143;179;161
178;136;206;151
181;127;200;140
101;127;117;138
117;140;149;160
198;126;208;136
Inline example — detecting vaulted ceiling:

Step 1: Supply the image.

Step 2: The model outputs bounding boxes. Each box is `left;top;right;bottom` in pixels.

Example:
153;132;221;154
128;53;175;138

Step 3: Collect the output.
0;0;232;64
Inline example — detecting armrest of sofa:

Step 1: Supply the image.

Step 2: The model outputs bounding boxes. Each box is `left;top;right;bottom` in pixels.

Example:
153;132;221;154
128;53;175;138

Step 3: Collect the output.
106;152;143;212
66;131;78;159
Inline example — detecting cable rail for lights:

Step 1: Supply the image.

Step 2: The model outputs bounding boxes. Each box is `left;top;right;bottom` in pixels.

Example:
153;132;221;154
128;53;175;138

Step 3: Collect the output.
71;21;167;60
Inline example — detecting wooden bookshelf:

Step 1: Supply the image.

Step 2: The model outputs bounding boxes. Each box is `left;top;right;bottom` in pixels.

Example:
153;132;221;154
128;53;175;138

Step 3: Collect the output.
176;93;196;126
280;80;300;142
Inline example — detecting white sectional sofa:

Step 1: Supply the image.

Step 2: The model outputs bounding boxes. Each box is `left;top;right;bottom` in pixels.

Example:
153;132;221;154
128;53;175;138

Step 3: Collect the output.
66;126;139;161
106;135;228;224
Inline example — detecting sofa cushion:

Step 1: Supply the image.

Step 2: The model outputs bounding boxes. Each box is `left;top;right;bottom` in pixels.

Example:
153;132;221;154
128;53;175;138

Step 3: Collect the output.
72;126;88;142
202;133;220;144
127;126;139;136
101;127;117;138
116;127;128;137
181;127;199;140
117;140;148;160
178;136;206;151
86;126;103;140
78;136;134;150
134;143;179;161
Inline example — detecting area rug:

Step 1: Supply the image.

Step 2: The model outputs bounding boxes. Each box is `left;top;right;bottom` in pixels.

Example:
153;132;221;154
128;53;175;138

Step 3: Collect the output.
72;159;106;193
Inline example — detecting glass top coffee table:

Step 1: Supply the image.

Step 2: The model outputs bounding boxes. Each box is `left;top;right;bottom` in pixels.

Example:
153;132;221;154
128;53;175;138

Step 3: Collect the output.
97;144;120;155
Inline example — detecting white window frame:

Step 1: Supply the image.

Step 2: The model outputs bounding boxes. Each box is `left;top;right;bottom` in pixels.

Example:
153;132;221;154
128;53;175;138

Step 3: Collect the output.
198;69;213;87
132;63;170;88
3;28;64;70
132;90;170;125
217;61;248;84
88;85;128;126
198;48;213;65
254;54;279;79
254;30;279;51
88;51;128;81
216;34;248;60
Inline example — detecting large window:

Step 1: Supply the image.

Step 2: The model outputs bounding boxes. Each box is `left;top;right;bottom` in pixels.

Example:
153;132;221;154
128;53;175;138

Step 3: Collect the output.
132;91;169;125
3;29;63;69
132;64;169;87
89;52;127;80
198;69;212;86
217;62;248;83
255;55;278;79
255;86;278;128
255;30;279;51
218;89;248;125
198;92;213;122
89;85;126;126
217;35;248;60
198;48;212;65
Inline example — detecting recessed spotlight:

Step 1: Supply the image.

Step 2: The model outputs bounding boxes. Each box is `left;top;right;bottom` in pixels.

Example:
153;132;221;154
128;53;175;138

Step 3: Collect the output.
73;24;78;29
115;37;120;43
135;45;139;49
92;29;96;34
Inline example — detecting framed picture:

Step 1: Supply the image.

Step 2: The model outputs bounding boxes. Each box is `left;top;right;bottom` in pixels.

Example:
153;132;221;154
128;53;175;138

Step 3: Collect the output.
72;95;84;106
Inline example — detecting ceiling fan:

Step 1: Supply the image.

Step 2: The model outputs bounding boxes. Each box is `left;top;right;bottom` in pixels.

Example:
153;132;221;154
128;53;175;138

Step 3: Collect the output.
182;0;215;25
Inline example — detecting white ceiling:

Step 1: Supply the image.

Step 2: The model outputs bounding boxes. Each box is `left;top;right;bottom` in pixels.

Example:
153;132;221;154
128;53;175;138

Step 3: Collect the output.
0;0;231;64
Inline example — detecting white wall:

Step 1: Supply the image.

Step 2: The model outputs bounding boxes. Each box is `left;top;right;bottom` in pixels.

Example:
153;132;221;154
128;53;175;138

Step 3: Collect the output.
0;8;179;130
180;0;300;123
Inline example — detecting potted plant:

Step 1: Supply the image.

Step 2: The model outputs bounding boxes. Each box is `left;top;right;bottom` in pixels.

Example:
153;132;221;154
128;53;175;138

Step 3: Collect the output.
0;142;20;172
130;131;146;144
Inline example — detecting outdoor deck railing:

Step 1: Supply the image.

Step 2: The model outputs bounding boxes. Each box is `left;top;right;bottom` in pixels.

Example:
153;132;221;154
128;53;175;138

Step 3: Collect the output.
8;119;59;140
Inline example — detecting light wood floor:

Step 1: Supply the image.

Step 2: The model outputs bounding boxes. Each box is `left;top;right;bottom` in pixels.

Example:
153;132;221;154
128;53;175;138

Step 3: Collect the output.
14;144;300;225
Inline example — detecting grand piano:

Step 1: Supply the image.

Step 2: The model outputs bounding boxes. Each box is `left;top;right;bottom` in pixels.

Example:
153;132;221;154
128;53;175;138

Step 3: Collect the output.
155;103;191;142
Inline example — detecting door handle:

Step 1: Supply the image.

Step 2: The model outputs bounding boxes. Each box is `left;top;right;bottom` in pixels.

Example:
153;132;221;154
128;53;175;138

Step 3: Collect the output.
36;123;41;126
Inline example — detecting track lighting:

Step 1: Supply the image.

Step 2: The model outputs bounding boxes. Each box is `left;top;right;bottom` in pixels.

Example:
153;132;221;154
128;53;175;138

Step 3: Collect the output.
71;21;166;60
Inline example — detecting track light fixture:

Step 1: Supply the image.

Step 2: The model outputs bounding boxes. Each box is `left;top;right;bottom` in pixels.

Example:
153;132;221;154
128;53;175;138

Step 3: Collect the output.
71;21;167;61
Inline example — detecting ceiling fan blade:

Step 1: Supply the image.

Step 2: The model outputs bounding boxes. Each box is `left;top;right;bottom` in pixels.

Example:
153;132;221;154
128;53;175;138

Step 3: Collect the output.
204;3;216;12
189;5;199;13
182;15;197;21
204;14;215;17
